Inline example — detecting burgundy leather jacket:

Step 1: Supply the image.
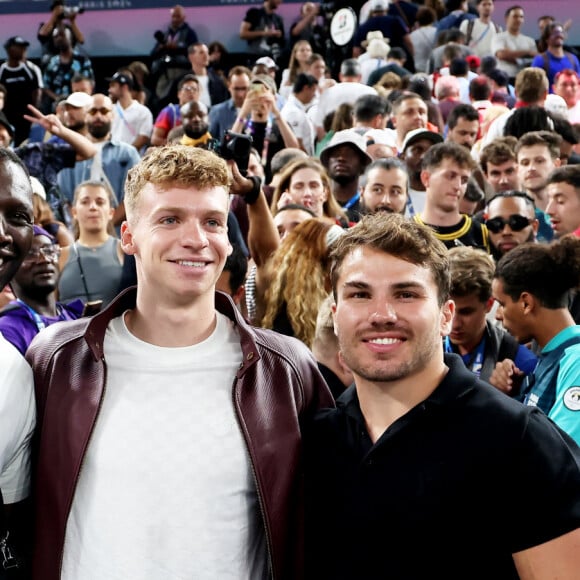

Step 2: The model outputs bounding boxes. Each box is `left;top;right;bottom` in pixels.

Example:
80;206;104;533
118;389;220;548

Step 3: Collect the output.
26;288;334;580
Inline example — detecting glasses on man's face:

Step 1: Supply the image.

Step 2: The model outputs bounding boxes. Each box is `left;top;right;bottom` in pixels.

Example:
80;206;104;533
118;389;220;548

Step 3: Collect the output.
25;244;61;263
180;85;199;92
88;107;112;116
485;214;531;233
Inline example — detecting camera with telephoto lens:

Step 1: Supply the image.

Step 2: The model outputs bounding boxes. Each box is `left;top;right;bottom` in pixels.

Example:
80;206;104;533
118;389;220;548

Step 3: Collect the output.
62;6;84;18
154;30;167;44
219;131;253;178
53;1;85;19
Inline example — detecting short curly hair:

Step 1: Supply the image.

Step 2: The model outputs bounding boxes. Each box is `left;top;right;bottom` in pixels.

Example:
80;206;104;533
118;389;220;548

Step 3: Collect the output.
124;145;231;222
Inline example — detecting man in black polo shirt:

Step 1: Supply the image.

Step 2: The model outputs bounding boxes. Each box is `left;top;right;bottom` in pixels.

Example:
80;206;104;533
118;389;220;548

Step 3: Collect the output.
305;213;580;579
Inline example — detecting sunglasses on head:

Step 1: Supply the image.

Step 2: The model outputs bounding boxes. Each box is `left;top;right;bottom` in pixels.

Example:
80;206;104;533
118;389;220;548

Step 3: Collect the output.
485;214;531;233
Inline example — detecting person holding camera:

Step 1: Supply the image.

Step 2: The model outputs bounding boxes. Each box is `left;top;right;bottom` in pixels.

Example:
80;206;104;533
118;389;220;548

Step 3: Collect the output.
151;5;198;100
240;0;286;60
38;0;85;69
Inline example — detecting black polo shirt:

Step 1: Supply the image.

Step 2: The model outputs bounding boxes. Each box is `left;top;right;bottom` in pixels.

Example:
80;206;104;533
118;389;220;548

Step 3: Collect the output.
305;354;580;579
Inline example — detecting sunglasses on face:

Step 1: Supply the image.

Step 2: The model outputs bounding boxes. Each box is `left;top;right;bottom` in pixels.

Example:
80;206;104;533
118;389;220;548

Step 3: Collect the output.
485;214;532;233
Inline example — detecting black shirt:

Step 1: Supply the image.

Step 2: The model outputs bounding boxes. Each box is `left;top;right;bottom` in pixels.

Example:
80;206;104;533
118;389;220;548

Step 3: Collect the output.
414;214;491;252
305;354;580;579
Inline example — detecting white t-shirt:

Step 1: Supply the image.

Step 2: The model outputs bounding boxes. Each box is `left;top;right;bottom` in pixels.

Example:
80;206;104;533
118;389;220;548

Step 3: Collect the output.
409;26;437;73
313;81;377;128
281;94;315;155
197;74;211;108
568;101;580;124
111;100;154;145
61;311;268;580
360;58;389;85
0;334;35;504
460;18;502;59
491;31;537;79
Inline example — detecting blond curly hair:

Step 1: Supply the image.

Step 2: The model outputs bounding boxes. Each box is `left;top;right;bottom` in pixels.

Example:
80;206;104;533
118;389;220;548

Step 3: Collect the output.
124;145;231;223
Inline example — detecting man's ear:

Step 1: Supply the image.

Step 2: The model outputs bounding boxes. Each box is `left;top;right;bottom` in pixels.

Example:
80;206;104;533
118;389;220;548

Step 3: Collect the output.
120;221;136;256
420;169;430;189
520;291;535;314
440;299;455;337
484;296;495;314
331;301;338;336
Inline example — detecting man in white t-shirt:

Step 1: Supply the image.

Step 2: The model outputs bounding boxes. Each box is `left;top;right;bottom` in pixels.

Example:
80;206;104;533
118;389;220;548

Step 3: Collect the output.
280;72;317;155
0;148;36;565
491;5;537;81
107;71;153;152
460;0;501;59
312;58;377;140
27;145;333;580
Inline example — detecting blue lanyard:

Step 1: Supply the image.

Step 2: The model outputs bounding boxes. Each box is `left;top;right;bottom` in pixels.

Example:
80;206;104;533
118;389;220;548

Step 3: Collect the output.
445;335;486;377
16;299;46;331
343;191;361;210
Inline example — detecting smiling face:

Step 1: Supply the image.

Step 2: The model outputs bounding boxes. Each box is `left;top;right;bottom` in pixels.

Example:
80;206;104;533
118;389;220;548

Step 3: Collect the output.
421;158;471;213
332;247;453;385
0;158;33;288
121;183;232;308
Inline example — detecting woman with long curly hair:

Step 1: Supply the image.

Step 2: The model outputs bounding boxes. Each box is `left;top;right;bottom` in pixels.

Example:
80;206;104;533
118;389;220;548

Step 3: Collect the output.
280;40;313;99
270;158;347;225
259;218;343;347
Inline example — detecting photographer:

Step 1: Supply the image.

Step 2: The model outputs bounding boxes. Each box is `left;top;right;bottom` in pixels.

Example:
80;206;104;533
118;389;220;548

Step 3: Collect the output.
38;0;85;69
151;5;198;100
